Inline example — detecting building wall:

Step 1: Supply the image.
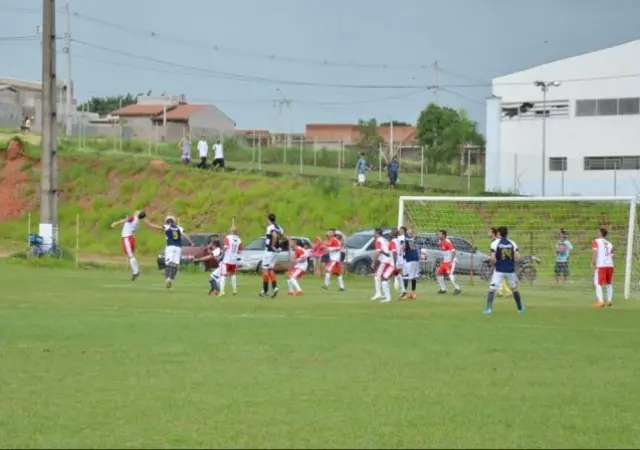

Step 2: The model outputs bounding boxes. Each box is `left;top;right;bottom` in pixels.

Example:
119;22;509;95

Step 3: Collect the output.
188;106;235;137
0;101;23;129
123;116;156;141
0;89;19;104
487;40;640;196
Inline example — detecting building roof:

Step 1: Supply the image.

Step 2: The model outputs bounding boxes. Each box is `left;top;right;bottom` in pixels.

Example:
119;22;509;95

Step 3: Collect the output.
235;129;271;137
112;104;174;117
0;85;18;92
161;104;204;120
0;77;42;91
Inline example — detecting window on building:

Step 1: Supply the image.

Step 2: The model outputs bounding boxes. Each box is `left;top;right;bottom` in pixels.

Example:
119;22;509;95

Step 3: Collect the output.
596;98;618;116
618;98;640;115
549;157;567;172
575;99;597;117
584;156;640;171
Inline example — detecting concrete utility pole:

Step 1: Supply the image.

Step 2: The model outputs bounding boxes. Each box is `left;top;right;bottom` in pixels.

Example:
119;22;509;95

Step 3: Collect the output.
432;60;440;104
40;0;59;247
64;0;72;136
534;80;561;197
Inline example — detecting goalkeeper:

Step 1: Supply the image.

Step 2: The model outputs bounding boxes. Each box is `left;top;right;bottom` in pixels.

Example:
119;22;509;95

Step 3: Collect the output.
488;227;512;297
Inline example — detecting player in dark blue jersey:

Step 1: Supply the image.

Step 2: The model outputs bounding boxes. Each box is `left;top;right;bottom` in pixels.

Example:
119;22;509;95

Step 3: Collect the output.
147;215;194;288
260;213;285;298
399;226;420;300
484;226;524;315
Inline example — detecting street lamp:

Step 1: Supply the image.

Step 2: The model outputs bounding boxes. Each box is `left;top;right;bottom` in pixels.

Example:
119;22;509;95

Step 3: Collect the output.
534;80;561;196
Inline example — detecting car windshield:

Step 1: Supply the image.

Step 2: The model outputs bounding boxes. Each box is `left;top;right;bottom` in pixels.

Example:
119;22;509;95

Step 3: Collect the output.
245;238;266;250
190;234;212;247
346;233;372;249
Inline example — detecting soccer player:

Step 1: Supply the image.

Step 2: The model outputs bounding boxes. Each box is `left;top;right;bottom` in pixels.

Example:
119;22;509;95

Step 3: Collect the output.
489;227;512;297
591;227;615;308
400;226;420;300
436;230;461;295
322;229;345;291
193;240;223;295
483;226;524;315
110;210;146;280
260;213;284;298
391;229;406;295
288;239;310;295
555;229;573;284
146;215;194;288
219;227;243;296
371;228;394;302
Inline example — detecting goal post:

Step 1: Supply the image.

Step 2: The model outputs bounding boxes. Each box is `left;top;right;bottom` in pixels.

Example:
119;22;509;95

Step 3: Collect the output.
398;196;639;300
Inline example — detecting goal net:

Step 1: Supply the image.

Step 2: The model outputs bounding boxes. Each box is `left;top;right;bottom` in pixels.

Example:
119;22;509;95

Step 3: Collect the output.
398;196;640;300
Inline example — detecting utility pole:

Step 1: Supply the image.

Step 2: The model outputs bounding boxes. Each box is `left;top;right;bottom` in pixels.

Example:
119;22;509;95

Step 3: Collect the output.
41;0;59;248
64;0;72;136
432;60;440;104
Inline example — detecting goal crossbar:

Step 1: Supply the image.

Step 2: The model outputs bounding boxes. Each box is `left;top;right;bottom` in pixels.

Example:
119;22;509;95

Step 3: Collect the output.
398;195;639;300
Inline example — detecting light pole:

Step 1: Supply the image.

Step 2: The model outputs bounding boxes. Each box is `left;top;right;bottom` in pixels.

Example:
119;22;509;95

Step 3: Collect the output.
534;80;561;196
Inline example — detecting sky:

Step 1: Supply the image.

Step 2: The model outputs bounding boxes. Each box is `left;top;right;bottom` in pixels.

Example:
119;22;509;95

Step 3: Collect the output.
1;0;639;133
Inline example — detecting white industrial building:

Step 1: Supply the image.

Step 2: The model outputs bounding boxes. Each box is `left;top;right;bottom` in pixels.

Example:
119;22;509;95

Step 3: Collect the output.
485;39;640;196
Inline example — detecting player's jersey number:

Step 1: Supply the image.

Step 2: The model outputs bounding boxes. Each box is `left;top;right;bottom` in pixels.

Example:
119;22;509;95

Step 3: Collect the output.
405;239;416;251
500;248;513;260
171;231;180;240
603;245;611;256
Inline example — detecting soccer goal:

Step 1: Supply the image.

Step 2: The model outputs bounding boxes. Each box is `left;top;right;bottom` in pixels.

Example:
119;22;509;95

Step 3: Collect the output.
398;196;640;299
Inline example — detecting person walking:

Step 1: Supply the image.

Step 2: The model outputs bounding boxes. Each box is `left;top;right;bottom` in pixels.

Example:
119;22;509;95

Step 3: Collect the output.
197;135;209;168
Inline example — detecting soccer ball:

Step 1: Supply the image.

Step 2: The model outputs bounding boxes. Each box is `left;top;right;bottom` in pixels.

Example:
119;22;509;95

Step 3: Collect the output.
496;290;504;297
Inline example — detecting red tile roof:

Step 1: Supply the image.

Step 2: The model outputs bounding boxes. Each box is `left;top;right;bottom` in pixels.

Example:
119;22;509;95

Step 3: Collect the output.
111;104;173;117
161;104;204;120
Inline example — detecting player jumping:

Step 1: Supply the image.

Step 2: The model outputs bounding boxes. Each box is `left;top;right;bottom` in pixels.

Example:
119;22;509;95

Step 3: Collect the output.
489;227;512;297
110;210;146;281
146;215;194;288
436;230;461;295
591;227;615;308
371;228;394;303
260;213;284;298
193;239;223;295
288;239;310;295
219;227;243;296
322;229;345;291
400;227;420;300
483;226;524;315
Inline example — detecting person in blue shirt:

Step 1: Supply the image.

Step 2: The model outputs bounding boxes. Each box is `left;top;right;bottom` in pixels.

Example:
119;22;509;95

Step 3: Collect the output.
399;226;420;300
484;226;524;315
554;229;573;284
355;153;368;187
387;156;399;189
147;215;194;289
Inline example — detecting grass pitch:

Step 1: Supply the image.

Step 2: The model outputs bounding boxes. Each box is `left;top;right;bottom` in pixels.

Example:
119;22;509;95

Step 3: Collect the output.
1;265;639;449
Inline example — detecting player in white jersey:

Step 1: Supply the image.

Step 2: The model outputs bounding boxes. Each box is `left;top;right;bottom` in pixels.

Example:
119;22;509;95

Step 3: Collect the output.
193;239;223;295
371;228;394;303
591;227;615;308
260;213;285;298
322;229;345;291
391;229;406;295
288;239;311;295
110;210;146;280
219;227;243;296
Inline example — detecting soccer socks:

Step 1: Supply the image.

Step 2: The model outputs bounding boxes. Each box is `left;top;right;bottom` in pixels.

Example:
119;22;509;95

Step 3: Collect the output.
382;280;391;300
411;279;417;292
374;276;382;297
209;277;218;292
219;276;226;294
449;274;460;290
437;276;446;291
129;257;139;275
262;273;269;294
403;278;409;291
231;275;237;292
337;276;344;290
513;290;523;311
396;274;405;292
270;273;278;290
290;278;302;292
164;266;171;279
485;291;495;311
606;284;613;302
324;273;331;287
595;284;604;302
287;279;294;292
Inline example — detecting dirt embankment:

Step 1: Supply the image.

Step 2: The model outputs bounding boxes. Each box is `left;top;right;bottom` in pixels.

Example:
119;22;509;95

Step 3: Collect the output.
0;140;29;221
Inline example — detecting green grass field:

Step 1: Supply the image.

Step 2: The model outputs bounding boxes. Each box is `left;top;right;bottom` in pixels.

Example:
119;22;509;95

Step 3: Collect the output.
2;264;639;448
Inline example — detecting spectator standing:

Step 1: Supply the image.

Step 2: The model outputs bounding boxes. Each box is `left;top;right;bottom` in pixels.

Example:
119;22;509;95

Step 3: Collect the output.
554;229;574;284
355;153;368;187
311;236;325;276
387;156;399;189
212;139;225;169
197;136;209;168
178;136;191;165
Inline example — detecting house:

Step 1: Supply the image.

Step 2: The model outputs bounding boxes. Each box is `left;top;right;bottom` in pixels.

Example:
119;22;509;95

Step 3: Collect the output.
485;39;640;196
234;129;271;147
304;123;417;150
111;96;235;142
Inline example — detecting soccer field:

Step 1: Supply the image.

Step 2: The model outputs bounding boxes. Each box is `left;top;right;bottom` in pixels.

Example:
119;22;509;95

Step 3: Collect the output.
1;265;639;449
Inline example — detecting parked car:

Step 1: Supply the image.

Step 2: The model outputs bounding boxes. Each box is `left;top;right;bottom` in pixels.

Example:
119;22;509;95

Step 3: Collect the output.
345;228;394;275
237;236;313;273
156;232;222;271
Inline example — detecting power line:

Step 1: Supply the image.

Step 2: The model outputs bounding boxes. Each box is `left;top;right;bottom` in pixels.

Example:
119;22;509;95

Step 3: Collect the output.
440;88;485;105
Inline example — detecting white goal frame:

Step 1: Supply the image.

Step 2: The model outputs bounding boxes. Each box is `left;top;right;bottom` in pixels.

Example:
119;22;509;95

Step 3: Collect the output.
398;196;639;300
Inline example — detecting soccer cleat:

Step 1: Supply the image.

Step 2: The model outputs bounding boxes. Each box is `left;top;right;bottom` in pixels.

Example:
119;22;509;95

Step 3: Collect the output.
605;301;613;307
295;291;303;296
482;308;492;315
218;292;226;297
258;291;269;297
380;298;391;303
165;279;172;289
322;284;329;290
437;290;447;294
287;291;295;296
518;307;525;314
592;301;605;308
410;292;417;299
209;289;218;296
399;293;408;301
131;272;140;281
338;288;345;292
271;287;279;298
453;288;462;296
370;294;382;301
232;290;237;296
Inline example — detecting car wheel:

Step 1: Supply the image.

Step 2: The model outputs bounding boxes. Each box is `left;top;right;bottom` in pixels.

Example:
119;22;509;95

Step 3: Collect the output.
352;259;371;276
480;261;493;281
255;261;262;275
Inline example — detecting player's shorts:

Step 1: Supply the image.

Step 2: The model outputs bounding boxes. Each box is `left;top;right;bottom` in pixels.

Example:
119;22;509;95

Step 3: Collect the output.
402;261;420;279
340;251;346;262
325;260;342;276
261;251;278;269
210;267;221;280
554;261;569;277
376;263;396;280
437;262;452;276
121;236;135;257
357;173;365;183
289;267;306;279
594;267;614;286
490;271;518;291
221;263;237;275
164;245;182;266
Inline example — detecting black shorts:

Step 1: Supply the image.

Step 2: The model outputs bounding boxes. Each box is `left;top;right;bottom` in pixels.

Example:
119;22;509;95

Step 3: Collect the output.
554;261;569;277
321;254;330;263
340;251;346;262
212;158;225;168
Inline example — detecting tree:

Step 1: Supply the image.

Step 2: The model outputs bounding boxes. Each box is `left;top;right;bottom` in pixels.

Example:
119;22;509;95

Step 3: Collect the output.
356;118;384;160
77;94;138;116
415;103;485;167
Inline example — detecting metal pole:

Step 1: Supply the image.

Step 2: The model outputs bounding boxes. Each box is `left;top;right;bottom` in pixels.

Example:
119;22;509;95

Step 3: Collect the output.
337;141;342;174
614;163;618;196
64;0;72;137
378;143;382;182
118;98;122;152
258;140;262;171
561;169;565;196
420;145;424;187
541;86;547;197
299;138;303;174
40;0;58;248
467;146;471;193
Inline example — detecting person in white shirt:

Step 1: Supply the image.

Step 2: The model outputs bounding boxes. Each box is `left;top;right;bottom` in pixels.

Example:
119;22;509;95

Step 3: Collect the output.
591;227;615;308
197;136;209;168
212;139;225;169
110;210;147;281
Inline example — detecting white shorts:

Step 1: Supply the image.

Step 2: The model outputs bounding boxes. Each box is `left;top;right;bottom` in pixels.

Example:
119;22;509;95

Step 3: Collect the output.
357;173;366;183
403;261;420;279
490;272;517;291
376;263;396;280
261;251;278;269
210;267;221;279
164;245;182;266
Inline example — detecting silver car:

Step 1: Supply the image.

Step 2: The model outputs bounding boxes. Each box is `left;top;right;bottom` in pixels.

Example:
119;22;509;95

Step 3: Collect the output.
237;236;312;273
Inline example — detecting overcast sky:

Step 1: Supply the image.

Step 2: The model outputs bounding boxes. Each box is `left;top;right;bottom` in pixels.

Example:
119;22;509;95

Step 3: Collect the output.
1;0;639;132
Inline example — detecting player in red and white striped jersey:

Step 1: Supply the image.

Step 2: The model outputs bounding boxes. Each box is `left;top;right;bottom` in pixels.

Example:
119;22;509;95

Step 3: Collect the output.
219;227;243;296
591;228;615;308
436;230;461;295
371;228;395;303
288;239;310;295
322;229;345;291
110;210;147;281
